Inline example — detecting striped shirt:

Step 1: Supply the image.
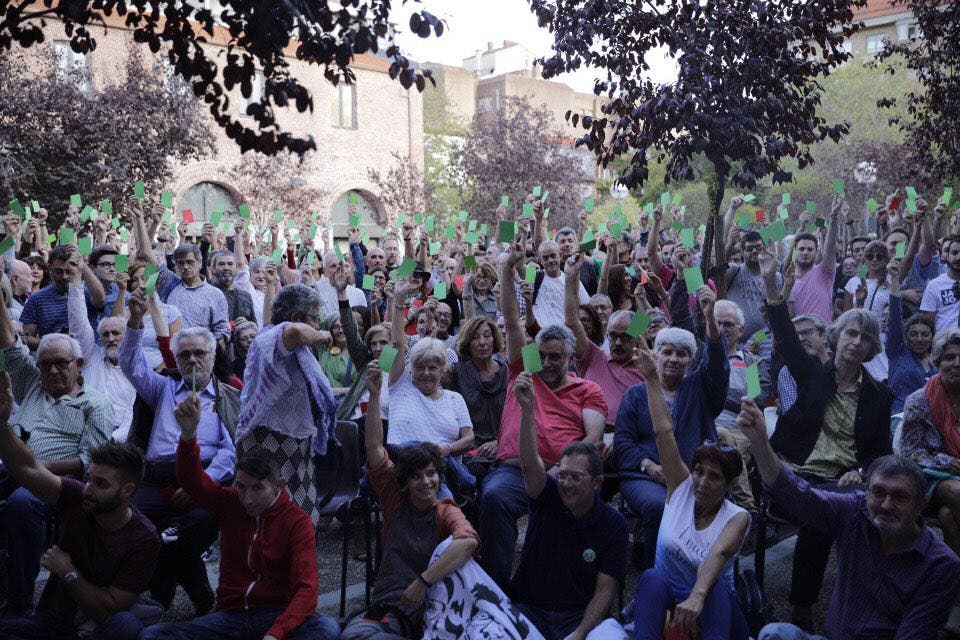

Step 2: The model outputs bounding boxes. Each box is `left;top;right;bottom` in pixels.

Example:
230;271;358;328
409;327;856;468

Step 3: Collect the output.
18;284;70;337
4;343;113;469
156;263;230;340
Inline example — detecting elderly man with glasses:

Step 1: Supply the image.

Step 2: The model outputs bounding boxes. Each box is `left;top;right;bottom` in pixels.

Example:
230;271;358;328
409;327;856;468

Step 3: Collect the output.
0;299;114;616
119;290;237;614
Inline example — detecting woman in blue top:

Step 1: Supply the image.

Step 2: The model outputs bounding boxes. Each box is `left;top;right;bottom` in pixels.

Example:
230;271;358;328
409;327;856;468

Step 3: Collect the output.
887;259;936;414
631;337;751;640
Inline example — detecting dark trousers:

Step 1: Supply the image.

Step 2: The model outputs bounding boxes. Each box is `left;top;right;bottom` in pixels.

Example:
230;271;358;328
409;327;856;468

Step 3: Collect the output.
2;486;53;611
140;609;340;640
788;477;863;607
477;466;530;587
0;610;143;640
514;604;582;640
131;464;221;609
620;478;668;569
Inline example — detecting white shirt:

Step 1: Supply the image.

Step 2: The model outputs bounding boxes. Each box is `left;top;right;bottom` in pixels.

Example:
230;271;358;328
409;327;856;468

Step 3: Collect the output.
316;280;367;317
532;273;589;329
67;284;137;439
386;370;472;446
920;272;960;333
844;275;891;317
235;268;265;326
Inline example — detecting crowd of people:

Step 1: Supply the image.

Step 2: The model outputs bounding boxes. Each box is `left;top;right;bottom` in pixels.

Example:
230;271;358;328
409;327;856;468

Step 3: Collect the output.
0;187;958;640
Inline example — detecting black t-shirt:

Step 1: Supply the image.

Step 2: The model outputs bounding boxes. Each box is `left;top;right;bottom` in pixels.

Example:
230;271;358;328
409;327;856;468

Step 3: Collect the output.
38;478;160;622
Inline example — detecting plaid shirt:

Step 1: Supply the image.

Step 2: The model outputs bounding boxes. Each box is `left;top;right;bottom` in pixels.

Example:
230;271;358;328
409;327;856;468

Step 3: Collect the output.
4;343;113;469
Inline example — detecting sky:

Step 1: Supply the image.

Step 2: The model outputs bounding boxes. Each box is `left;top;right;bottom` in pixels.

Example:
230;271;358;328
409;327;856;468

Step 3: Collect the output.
392;0;678;93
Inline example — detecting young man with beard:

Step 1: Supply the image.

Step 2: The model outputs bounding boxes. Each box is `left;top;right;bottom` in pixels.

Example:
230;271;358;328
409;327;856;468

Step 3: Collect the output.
87;246;124;333
791;196;841;324
737;398;960;640
921;234;960;333
725;230;781;346
208;250;256;325
0;374;160;640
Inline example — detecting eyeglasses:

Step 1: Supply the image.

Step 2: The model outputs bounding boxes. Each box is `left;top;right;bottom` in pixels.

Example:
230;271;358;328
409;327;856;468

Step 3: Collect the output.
718;320;741;329
743;244;765;253
557;471;594;483
607;331;635;343
867;486;915;506
702;439;736;453
175;349;210;361
95;261;116;269
864;253;886;261
38;357;77;371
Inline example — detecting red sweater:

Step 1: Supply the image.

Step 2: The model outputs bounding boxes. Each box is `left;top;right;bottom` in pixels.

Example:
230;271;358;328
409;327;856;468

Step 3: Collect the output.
176;439;318;640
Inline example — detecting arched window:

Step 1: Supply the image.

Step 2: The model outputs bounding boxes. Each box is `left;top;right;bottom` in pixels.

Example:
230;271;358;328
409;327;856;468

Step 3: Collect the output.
330;191;386;241
179;182;239;220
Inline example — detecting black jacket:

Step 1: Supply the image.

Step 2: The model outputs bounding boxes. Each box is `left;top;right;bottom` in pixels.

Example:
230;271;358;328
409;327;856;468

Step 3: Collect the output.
767;300;892;475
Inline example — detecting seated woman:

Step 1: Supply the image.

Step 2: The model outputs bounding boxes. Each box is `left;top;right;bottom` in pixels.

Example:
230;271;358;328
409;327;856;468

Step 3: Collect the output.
901;326;960;555
632;339;750;640
886;259;935;414
343;364;535;640
388;281;476;499
317;312;354;395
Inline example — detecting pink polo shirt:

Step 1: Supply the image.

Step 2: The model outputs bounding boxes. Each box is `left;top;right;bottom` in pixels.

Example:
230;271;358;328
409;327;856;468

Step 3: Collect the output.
578;341;645;425
496;360;608;465
792;260;836;324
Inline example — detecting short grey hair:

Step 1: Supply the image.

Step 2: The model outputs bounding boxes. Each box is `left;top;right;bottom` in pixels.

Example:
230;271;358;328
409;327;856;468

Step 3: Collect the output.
249;257;266;272
171;327;216;358
269;284;321;324
172;243;202;263
608;309;634;327
828;308;882;362
792;313;828;334
96;316;126;335
409;337;447;368
932;327;960;366
37;333;82;359
232;321;258;339
865;455;927;503
589;294;612;307
714;299;745;326
654;327;697;357
537;324;576;356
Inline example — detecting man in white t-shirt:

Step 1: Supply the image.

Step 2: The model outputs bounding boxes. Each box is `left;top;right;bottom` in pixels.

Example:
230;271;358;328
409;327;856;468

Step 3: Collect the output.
317;251;366;315
532;241;588;329
921;234;960;332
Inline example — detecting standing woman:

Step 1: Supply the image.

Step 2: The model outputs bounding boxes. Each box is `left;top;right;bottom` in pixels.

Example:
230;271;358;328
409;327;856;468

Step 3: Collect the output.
448;316;508;457
236;284;338;526
632;339;751;639
886;259;936;413
843;240;890;314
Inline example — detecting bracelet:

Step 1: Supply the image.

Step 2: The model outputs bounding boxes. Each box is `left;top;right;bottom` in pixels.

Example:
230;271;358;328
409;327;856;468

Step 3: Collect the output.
417;573;432;587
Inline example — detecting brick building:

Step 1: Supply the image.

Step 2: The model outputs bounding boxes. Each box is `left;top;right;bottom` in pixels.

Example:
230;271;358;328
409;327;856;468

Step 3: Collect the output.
848;0;921;55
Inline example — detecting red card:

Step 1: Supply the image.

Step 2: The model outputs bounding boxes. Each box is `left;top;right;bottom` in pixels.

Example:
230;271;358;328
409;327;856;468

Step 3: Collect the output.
182;209;195;223
664;625;690;640
889;197;902;211
454;274;465;290
755;208;766;222
639;268;649;285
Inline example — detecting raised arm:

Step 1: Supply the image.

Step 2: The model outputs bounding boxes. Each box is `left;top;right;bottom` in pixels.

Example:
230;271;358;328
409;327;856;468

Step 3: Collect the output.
362;363;387;468
564;253;589;358
515;371;545;498
597;237;616;296
499;239;526;365
822;195;842;268
638;341;689;494
128;197;157;266
532;196;546;250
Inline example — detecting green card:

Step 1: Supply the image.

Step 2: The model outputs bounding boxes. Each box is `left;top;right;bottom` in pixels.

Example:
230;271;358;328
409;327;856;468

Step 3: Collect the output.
445;223;457;239
114;254;129;272
501;195;509;207
626;312;651;338
99;199;112;216
532;185;542;197
610;220;624;237
458;210;468;222
525;265;537;284
806;200;816;214
743;194;756;203
77;236;93;255
465;232;479;244
398;212;407;225
70;193;82;207
521;342;543;374
761;221;788;244
468;219;477;231
59;228;75;244
133;182;145;200
334;245;344;262
858;264;868;279
396;257;417;279
160;191;173;207
434;281;447;300
905;186;918;200
597;222;608;234
745;363;762;399
426;216;435;232
113;218;122;229
305;251;316;265
429;241;441;256
349;213;361;227
584;198;595;212
378;345;398;372
0;235;13;254
752;329;768;344
673;192;683;205
210;211;222;227
779;209;789;220
580;230;596;252
644;202;654;213
144;272;159;295
684;267;705;294
896;241;906;258
522;203;534;218
273;210;283;222
239;204;250;219
498;221;516;243
541;189;550;203
480;223;488;235
661;192;671;206
906;199;917;214
8;199;24;217
310;211;319;222
680;228;695;247
81;205;96;222
413;214;423;225
671;220;684;231
782;193;791;205
360;274;374;290
46;233;56;244
866;198;880;212
464;255;478;271
119;227;129;241
144;262;158;278
348;192;360;205
941;187;953;206
833;179;845;197
30;200;40;213
272;248;284;263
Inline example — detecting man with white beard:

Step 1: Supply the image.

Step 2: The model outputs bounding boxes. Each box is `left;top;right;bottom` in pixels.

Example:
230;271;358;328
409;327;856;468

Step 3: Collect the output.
68;267;136;440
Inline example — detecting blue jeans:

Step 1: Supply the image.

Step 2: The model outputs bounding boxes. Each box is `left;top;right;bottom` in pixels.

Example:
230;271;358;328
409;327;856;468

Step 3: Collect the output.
478;465;529;587
631;567;749;640
620;478;667;569
0;610;143;640
2;483;53;611
759;622;828;640
140;609;340;640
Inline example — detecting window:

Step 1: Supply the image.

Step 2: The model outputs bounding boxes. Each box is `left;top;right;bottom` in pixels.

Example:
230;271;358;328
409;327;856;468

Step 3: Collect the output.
839;38;853;54
54;40;90;93
239;70;265;119
333;83;357;129
477;96;494;112
899;22;921;41
865;34;884;54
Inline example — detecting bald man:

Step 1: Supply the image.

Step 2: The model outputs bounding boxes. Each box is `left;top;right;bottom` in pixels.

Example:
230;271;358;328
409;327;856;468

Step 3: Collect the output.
8;259;33;320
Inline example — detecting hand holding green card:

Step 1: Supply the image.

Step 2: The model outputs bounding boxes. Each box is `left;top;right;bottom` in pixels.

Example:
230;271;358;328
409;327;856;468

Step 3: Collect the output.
378;346;398;372
626;312;651;338
433;282;447;300
525;265;537;284
362;274;375;290
144;272;159;295
684;267;705;294
584;198;595;212
745;363;761;399
521;342;543;374
396;257;418;279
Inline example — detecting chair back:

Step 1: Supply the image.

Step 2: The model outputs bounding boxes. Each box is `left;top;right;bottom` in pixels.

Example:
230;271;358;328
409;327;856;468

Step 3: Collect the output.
315;420;363;516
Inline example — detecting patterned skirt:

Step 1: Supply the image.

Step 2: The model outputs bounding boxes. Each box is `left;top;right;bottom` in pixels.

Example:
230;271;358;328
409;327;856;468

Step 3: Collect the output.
237;426;319;526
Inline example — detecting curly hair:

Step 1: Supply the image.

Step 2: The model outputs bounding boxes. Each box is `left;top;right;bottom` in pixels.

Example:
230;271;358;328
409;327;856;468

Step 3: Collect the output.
394;443;446;491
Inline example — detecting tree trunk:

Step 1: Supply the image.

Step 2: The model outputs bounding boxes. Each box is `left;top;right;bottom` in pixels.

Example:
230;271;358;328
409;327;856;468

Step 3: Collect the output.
701;162;729;298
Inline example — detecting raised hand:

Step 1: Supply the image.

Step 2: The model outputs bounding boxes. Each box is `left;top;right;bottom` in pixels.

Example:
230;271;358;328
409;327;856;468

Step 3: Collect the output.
735;397;768;444
513;371;535;411
173;393;202;441
696;284;716;317
365;362;382;395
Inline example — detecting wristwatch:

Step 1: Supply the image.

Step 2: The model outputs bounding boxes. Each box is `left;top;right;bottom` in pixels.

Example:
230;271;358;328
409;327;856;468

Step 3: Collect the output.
62;570;80;585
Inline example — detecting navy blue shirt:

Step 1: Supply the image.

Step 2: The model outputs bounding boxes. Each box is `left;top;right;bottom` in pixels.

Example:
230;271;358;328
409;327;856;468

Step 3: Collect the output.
509;476;628;612
19;285;70;337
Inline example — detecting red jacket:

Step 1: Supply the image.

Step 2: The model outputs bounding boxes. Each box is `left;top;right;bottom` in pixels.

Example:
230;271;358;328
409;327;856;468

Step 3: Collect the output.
176;439;318;640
